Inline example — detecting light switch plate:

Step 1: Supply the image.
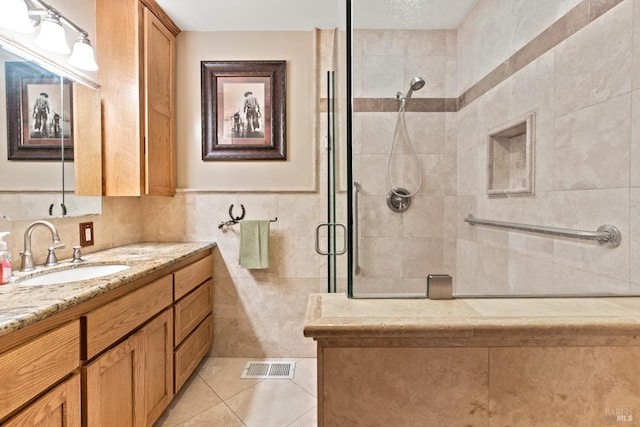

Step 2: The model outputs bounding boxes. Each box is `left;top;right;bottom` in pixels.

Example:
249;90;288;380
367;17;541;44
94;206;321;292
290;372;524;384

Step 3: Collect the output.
80;222;94;247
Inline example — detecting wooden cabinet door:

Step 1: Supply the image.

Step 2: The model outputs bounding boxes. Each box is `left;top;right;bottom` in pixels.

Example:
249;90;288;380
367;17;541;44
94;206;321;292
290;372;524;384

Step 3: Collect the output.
143;7;176;196
97;0;177;196
143;309;174;426
83;332;145;427
0;321;79;421
96;0;143;196
73;83;102;196
3;374;81;427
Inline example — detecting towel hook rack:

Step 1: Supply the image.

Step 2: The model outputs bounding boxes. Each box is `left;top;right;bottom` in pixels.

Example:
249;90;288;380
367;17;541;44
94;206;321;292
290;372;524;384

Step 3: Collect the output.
229;204;245;222
218;204;278;229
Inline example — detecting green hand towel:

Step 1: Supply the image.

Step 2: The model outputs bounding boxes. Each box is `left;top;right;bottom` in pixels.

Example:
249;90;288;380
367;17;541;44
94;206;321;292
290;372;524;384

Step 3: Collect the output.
239;220;270;269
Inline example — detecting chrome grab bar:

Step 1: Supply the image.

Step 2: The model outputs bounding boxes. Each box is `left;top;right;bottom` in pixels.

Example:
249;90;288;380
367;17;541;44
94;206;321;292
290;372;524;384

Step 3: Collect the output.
353;181;361;275
464;214;621;248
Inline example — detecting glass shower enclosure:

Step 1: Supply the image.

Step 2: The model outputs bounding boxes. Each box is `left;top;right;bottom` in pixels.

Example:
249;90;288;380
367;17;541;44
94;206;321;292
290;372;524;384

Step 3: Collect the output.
341;0;457;298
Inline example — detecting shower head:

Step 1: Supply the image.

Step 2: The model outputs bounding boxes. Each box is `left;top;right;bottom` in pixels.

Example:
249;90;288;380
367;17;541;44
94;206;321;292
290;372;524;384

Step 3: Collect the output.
404;76;425;102
410;76;426;91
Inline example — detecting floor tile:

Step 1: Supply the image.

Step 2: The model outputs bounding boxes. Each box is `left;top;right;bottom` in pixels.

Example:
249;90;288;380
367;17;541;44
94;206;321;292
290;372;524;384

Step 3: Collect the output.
225;380;317;427
154;374;222;426
156;357;318;427
291;358;317;397
287;407;318;427
197;357;264;400
175;402;245;426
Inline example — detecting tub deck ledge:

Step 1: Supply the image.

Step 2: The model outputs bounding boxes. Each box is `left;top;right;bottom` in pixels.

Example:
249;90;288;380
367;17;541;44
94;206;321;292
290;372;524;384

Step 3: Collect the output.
304;293;640;347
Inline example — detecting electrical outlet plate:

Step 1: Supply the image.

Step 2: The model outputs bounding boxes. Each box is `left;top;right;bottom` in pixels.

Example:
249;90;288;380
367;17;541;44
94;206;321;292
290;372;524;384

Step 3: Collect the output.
79;222;94;247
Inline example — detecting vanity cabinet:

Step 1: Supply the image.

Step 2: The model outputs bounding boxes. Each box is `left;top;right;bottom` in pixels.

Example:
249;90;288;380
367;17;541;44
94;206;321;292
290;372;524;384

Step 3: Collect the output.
82;275;174;427
0;321;80;424
0;246;213;427
82;252;213;426
83;308;173;427
173;255;214;392
95;0;179;197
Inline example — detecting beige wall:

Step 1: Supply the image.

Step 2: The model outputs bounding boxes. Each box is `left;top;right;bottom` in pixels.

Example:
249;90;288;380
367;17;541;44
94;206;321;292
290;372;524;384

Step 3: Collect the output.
2;197;143;269
175;31;316;192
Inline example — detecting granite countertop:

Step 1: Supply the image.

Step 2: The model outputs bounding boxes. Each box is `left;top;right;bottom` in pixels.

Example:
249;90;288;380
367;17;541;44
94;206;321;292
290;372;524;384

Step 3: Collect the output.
304;293;640;346
0;242;215;338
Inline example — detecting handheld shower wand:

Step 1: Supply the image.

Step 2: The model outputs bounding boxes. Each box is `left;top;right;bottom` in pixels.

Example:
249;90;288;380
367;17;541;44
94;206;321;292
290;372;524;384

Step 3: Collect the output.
396;76;425;107
387;76;426;212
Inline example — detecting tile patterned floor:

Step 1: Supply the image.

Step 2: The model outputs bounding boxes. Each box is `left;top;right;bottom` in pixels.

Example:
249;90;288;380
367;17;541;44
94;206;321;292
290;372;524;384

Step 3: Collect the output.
155;358;318;427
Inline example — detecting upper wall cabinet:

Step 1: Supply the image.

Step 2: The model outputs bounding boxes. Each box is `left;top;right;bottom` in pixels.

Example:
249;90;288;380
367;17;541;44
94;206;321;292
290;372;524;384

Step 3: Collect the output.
95;0;179;196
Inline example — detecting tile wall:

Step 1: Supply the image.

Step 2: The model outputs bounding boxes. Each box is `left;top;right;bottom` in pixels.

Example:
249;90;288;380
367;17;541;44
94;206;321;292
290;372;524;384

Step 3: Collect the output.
1;197;143;268
456;0;639;295
350;29;458;295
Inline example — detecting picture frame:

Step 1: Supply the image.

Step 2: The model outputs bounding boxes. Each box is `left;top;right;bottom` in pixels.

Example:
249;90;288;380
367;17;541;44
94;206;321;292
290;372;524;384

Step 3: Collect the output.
5;61;74;161
201;60;286;161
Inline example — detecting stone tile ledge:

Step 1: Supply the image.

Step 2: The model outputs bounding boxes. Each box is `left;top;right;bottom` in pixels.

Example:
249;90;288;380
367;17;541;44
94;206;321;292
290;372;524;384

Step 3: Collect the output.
304;293;640;347
0;242;216;338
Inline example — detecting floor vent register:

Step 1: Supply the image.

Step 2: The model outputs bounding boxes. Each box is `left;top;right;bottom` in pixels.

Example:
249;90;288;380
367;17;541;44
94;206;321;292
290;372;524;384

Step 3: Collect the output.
240;361;296;379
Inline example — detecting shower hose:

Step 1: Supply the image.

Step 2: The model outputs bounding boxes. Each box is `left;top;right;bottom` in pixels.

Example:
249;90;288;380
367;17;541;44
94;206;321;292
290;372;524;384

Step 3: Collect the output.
386;100;423;198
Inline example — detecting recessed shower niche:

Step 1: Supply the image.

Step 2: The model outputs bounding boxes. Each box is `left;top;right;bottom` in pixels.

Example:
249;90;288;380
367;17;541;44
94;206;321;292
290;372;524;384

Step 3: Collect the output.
487;113;535;196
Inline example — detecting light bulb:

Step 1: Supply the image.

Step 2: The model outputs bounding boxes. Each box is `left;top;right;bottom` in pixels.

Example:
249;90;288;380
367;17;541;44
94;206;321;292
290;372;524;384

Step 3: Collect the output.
35;14;70;55
0;0;34;34
68;35;98;71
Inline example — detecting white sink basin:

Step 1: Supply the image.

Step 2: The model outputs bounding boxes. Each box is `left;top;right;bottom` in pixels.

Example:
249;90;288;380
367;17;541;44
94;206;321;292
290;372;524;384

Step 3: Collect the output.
17;264;130;286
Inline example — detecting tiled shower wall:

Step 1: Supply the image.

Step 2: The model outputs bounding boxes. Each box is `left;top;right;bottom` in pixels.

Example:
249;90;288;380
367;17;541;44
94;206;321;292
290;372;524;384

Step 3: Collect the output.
351;29;457;295
456;0;640;295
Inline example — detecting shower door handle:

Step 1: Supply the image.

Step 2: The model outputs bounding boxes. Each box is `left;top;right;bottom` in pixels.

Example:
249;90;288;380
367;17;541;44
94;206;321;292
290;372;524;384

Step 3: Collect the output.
315;223;347;256
353;181;361;275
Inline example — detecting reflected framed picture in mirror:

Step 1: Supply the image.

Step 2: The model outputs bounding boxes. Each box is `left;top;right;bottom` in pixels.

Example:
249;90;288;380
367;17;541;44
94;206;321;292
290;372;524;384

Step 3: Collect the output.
201;60;286;161
5;61;74;161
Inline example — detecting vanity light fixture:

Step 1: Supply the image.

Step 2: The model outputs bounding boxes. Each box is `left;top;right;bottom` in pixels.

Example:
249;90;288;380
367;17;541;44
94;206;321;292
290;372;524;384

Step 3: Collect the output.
68;33;98;71
0;0;99;71
34;12;70;54
0;0;35;34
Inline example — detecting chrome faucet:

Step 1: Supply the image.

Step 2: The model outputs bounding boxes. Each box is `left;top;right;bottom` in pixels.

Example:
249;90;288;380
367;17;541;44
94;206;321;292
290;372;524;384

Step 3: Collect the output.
20;220;65;272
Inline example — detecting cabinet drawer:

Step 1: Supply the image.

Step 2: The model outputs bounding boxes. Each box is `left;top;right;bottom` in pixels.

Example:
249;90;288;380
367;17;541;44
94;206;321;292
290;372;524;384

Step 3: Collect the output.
174;314;213;392
84;275;173;360
174;279;212;346
174;254;213;300
0;321;79;421
3;373;81;426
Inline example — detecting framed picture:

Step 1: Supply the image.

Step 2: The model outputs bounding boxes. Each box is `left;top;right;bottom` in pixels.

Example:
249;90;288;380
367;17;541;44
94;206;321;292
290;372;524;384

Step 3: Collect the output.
201;60;286;161
5;61;74;161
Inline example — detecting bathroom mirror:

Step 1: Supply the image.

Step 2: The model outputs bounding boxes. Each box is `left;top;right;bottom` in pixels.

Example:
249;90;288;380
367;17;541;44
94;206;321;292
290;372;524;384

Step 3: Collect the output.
0;37;102;220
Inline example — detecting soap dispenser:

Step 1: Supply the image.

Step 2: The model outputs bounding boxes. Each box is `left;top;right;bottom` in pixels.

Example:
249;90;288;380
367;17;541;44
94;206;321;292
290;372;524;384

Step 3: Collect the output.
0;232;11;284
